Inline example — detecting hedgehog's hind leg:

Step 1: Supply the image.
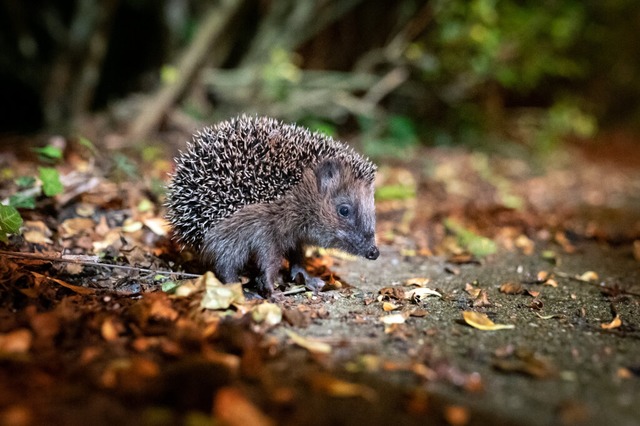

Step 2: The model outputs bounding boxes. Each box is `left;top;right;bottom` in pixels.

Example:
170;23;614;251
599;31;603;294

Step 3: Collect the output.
214;263;241;284
254;251;281;298
287;246;325;292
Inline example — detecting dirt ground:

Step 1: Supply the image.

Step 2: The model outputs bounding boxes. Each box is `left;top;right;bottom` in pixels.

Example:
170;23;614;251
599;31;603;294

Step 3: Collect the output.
0;134;639;426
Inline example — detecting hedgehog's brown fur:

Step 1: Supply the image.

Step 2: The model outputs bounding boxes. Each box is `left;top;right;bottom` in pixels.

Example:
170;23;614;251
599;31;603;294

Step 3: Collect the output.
166;115;378;296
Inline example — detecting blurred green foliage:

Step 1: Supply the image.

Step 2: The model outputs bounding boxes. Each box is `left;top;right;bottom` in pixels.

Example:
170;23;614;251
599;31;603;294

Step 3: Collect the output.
431;0;584;90
2;0;636;150
410;0;601;149
38;167;63;197
360;115;419;160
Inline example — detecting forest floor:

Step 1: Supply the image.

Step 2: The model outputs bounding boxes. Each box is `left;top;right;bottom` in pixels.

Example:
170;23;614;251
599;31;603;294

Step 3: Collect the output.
0;129;639;426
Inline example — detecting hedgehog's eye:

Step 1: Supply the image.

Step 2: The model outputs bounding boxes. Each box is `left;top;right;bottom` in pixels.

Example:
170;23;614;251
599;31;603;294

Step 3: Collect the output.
337;204;351;218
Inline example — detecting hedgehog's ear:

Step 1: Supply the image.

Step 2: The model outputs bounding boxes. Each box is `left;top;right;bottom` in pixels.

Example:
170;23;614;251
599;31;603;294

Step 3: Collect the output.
315;159;342;194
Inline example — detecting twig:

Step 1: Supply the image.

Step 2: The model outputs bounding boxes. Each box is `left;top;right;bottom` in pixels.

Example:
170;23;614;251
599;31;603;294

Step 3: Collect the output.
127;0;243;141
555;270;640;298
281;285;308;295
70;0;120;123
0;250;201;279
362;67;409;107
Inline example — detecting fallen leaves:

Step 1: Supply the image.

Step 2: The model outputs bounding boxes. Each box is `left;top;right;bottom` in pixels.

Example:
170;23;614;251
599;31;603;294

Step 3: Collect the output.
0;329;32;354
375;282;437;329
22;220;53;244
462;311;515;331
382;301;400;311
379;313;407;325
308;373;377;401
492;348;557;378
499;282;524;295
214;387;275;426
600;315;622;330
404;287;442;302
284;329;332;354
444;405;470;426
577;271;599;282
251;303;282;326
199;272;245;310
30;271;95;295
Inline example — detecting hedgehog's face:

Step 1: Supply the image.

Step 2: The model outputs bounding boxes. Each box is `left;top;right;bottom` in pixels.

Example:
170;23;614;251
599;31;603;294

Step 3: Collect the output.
314;159;379;260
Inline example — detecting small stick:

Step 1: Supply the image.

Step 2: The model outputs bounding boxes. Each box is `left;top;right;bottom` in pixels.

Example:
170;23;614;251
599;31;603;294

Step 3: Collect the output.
281;286;308;296
555;269;640;298
0;250;201;279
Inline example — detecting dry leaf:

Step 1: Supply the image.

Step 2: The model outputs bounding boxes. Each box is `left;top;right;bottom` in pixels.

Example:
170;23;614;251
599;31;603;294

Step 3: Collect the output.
528;298;543;310
214;387;275;426
492;349;556;378
382;302;399;311
75;203;95;217
404;287;442;301
64;262;84;275
148;295;179;321
251;303;282;326
472;289;492;307
95;215;110;236
379;286;405;300
578;271;599;282
379;313;407;325
464;283;481;298
199;272;245;310
543;278;558;287
0;329;32;354
30;272;95;295
309;373;377;401
409;308;429;317
443;405;470;426
404;277;430;287
60;217;95;237
499;282;524;295
537;271;550;281
526;289;540;298
173;280;200;297
285;329;331;354
462;311;515;331
101;318;120;341
122;218;143;233
555;231;576;253
601;315;622;330
142;217;169;236
515;234;535;255
23;220;53;244
617;367;633;379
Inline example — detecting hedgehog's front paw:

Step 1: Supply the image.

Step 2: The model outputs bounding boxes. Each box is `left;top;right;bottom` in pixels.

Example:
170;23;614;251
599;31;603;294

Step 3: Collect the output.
304;277;325;292
290;265;325;292
255;276;274;299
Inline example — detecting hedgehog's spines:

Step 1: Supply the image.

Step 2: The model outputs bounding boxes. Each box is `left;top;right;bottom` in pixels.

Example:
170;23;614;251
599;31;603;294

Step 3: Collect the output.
165;115;376;250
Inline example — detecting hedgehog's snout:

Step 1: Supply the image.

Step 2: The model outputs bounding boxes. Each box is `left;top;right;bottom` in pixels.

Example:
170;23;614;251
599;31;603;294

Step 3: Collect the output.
365;246;379;260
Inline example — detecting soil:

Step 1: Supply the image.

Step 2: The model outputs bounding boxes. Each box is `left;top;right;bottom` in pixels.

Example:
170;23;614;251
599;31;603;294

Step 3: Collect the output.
0;134;639;426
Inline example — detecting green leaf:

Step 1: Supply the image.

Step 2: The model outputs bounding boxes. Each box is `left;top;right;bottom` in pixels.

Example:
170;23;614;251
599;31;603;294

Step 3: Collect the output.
39;167;64;197
32;145;63;161
444;218;497;257
9;193;36;209
77;136;97;155
15;176;36;188
0;204;23;243
375;184;416;201
161;280;179;293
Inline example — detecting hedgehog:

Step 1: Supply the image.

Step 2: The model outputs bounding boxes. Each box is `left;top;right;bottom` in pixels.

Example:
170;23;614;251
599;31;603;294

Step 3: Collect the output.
166;115;379;297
